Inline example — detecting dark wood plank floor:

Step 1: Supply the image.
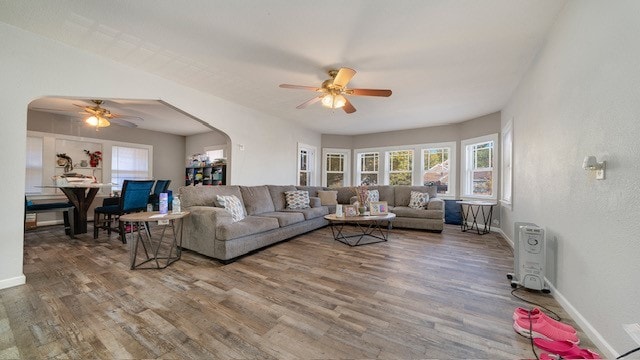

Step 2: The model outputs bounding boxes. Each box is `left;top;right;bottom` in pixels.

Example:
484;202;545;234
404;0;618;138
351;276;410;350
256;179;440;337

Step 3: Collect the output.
1;223;599;359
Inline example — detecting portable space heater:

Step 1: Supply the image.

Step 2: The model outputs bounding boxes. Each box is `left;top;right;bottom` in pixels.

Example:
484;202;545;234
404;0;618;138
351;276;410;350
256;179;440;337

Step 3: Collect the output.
507;222;550;292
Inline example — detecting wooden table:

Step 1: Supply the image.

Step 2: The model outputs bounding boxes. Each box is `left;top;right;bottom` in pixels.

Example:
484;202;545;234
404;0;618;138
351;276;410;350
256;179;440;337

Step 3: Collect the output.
38;183;112;234
456;201;497;235
120;211;190;270
324;213;396;246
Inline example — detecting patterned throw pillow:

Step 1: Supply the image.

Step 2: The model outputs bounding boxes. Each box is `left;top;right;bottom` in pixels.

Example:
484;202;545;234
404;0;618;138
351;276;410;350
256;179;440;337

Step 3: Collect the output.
284;190;310;209
216;195;245;222
408;191;429;209
365;189;379;207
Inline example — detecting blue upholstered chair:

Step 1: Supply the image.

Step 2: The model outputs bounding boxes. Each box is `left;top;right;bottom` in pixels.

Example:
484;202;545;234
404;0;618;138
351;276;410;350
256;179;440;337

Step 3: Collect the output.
25;197;75;238
93;180;155;243
148;179;171;211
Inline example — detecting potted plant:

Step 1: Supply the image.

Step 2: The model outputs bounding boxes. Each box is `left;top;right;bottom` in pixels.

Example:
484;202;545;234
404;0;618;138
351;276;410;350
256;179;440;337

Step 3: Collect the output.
84;150;102;167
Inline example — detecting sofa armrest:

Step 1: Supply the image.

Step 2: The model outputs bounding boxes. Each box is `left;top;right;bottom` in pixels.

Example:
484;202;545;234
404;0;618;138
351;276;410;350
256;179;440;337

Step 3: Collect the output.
427;198;444;211
186;206;233;229
309;196;322;208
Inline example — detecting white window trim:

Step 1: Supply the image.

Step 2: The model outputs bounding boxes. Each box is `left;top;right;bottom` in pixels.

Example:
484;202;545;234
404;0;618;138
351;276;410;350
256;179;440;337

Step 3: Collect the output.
297;142;317;186
321;148;351;187
354;142;457;197
500;120;513;209
420;141;457;198
461;133;499;200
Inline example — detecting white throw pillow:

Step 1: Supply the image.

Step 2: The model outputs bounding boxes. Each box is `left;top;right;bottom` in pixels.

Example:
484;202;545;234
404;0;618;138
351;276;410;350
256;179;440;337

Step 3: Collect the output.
408;191;429;209
284;190;310;209
216;195;245;222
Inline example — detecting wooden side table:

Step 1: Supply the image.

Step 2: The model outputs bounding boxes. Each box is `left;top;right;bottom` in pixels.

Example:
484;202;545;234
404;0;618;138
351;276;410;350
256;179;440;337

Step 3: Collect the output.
120;211;190;269
456;201;497;235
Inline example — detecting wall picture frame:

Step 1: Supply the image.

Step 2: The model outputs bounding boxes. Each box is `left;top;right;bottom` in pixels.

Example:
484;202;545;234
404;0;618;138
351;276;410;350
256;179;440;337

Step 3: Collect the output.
343;205;357;217
370;201;388;215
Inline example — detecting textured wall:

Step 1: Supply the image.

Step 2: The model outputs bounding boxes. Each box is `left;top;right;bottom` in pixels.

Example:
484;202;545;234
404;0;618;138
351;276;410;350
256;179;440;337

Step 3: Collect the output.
501;0;640;356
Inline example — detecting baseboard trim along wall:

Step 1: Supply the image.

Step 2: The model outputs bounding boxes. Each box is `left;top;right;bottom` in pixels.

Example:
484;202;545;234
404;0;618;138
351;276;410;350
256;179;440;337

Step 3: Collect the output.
0;274;26;290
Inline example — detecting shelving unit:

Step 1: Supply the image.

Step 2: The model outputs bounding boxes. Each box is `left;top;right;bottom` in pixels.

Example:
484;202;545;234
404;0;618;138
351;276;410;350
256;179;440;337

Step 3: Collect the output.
185;164;226;186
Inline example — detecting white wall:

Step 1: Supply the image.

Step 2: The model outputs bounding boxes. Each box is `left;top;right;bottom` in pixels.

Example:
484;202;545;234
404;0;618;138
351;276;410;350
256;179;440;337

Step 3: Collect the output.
0;23;321;289
501;1;640;357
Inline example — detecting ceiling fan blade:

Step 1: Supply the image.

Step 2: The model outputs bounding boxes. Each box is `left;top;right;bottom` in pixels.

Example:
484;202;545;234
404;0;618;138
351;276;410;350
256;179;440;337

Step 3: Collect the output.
279;84;322;92
333;67;356;88
348;88;392;97
296;96;323;109
342;98;356;114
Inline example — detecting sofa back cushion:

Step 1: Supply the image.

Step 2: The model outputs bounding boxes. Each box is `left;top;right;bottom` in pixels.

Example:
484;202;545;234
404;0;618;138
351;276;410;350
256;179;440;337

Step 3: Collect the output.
267;185;298;211
240;186;276;215
370;186;395;206
394;185;437;207
336;187;357;204
296;186;326;198
179;185;243;208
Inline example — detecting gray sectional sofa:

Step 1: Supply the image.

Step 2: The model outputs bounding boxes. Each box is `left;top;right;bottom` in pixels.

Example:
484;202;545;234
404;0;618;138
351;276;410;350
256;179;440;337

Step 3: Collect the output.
178;184;443;262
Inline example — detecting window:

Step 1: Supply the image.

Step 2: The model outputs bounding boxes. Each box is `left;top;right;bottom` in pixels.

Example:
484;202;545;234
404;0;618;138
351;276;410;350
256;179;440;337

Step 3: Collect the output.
501;121;513;206
461;134;499;198
111;146;150;190
25;136;43;194
297;143;316;186
423;147;450;194
205;148;224;162
322;149;350;188
387;150;413;185
357;152;379;185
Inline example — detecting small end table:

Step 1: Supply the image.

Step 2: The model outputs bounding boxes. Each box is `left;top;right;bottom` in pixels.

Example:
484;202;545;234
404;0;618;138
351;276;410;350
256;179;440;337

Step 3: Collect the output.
120;211;190;269
456;201;497;235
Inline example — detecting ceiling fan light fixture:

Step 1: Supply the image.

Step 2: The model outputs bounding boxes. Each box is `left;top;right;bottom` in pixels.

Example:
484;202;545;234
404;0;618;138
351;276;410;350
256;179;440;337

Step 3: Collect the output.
85;115;110;128
321;94;346;109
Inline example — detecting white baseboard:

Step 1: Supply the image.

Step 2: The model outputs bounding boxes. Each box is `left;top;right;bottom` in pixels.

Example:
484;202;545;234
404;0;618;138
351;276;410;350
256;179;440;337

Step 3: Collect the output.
0;274;26;290
545;280;617;358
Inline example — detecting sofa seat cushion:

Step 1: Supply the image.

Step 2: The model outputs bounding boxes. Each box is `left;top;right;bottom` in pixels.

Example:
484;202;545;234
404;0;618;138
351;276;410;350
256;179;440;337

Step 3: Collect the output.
216;215;280;241
258;211;306;227
282;206;328;220
240;186;276;215
391;206;443;220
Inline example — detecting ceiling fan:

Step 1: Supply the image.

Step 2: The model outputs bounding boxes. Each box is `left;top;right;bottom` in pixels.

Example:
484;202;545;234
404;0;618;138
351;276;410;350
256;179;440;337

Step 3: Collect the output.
279;67;392;114
74;100;143;129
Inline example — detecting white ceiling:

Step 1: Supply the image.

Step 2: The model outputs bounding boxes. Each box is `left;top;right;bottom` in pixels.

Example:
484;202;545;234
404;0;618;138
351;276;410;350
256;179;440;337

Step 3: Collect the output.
0;0;566;135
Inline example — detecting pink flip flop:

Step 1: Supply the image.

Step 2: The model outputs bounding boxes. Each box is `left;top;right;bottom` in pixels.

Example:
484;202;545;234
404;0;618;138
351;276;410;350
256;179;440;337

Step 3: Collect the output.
533;338;600;359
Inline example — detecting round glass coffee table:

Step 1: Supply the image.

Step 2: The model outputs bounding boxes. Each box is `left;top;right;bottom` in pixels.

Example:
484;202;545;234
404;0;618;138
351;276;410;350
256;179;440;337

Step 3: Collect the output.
324;213;396;246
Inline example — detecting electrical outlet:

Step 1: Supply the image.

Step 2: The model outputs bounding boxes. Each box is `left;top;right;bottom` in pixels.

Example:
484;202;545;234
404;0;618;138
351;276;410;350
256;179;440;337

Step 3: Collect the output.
623;323;640;345
238;144;245;151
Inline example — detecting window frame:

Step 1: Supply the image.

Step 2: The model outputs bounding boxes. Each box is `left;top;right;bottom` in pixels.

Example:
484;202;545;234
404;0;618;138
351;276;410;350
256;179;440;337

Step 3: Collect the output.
322;148;351;188
501;120;513;208
356;151;380;186
461;133;499;199
386;149;414;185
421;142;456;197
297;143;317;186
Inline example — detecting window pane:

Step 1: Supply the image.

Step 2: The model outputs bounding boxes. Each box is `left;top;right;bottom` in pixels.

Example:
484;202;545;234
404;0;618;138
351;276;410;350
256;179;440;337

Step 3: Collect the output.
423;148;449;193
299;171;308;186
327;154;344;172
473;142;493;169
112;146;150;190
326;173;344;188
389;150;413;171
361;153;379;172
300;151;308;171
389;172;412;185
360;174;378;185
472;171;493;196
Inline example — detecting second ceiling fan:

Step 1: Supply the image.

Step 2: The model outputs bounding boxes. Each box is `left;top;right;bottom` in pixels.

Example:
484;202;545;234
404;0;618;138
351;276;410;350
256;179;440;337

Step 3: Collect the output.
279;67;392;114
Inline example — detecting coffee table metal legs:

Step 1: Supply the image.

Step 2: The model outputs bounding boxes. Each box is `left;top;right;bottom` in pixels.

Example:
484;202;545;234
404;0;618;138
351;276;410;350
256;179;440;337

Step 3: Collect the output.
128;219;184;269
330;220;392;246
